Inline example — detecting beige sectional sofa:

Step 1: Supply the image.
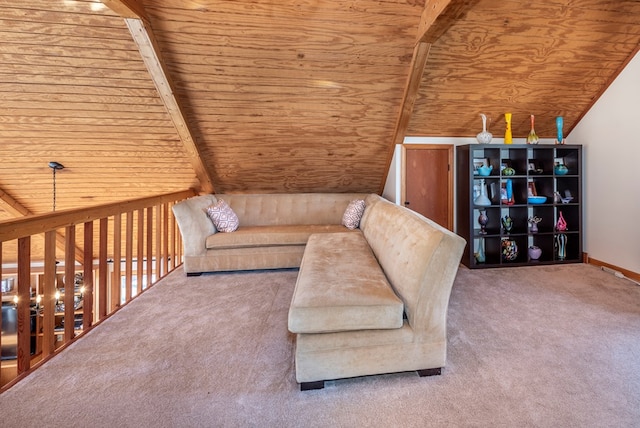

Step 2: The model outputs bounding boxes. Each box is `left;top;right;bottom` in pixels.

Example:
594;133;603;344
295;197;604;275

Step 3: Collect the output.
173;192;466;390
172;193;367;274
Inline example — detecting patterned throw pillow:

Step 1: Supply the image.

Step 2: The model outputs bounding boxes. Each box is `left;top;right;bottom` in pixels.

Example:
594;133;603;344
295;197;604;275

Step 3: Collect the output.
206;199;239;232
342;199;366;229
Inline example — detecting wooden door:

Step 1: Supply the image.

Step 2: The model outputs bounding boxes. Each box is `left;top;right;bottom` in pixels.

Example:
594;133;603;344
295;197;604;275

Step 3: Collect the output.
401;144;453;230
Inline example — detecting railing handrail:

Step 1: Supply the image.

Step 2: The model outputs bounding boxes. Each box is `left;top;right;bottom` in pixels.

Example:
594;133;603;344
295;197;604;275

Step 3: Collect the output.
0;189;196;242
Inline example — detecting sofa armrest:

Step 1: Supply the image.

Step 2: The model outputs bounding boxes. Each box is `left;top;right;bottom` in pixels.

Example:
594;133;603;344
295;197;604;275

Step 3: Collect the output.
172;194;217;256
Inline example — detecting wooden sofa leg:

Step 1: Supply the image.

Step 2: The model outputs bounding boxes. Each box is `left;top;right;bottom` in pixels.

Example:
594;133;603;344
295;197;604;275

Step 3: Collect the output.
186;272;202;277
300;381;325;391
417;368;442;377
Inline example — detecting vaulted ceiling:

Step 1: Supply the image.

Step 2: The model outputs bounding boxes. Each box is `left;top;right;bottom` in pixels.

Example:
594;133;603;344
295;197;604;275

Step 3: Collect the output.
1;0;640;221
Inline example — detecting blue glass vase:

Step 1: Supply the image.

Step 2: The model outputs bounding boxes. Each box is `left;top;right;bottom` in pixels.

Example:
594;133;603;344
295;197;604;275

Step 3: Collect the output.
555;116;564;144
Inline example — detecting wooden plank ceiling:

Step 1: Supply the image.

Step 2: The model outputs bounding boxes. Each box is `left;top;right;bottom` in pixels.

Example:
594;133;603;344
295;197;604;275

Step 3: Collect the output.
409;0;640;137
1;0;640;221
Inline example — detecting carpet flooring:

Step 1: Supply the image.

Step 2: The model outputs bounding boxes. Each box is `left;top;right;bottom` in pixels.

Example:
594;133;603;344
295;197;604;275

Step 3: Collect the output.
0;263;639;427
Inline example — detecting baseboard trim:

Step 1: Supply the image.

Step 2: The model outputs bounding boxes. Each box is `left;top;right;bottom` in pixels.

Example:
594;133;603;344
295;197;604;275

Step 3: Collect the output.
585;253;640;284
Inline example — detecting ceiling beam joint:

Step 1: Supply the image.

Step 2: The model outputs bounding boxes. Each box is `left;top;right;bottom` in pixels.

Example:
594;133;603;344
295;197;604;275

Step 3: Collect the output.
0;187;85;265
417;0;480;44
100;0;147;20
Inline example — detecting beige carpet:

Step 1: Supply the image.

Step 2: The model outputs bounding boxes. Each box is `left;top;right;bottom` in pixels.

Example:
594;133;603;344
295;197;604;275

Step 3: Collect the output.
1;263;639;427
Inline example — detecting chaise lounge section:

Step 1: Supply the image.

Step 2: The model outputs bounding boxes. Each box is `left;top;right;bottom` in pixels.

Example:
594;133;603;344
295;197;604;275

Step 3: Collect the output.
288;194;466;389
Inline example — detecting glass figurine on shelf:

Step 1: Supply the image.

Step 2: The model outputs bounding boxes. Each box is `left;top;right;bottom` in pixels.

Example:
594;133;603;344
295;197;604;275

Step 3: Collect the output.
478;209;488;234
528;216;542;233
474;179;492;206
556;211;568;231
501;215;513;233
475;237;486;263
555;234;567;260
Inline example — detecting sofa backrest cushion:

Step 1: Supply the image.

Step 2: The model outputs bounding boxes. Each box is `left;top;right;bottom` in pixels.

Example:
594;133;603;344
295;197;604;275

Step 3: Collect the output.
217;193;368;227
360;195;466;335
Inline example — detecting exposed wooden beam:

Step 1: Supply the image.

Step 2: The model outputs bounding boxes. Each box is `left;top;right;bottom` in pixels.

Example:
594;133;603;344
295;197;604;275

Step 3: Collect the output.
125;19;216;194
417;0;481;44
0;188;30;217
379;42;431;194
379;0;479;194
102;1;215;194
101;0;147;20
0;187;85;265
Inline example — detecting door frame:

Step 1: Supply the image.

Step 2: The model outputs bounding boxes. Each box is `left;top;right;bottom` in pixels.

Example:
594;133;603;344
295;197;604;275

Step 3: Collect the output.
401;144;454;230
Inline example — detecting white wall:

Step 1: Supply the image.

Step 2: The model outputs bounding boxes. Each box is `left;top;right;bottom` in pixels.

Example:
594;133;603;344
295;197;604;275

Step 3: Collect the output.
381;144;401;204
569;50;640;274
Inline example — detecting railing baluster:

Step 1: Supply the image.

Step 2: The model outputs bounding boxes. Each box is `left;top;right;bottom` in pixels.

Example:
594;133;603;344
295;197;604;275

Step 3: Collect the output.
64;226;76;343
83;222;94;330
177;219;182;266
16;237;31;374
163;203;169;277
112;214;122;311
169;203;177;271
137;209;144;291
125;211;133;302
43;231;57;356
98;218;108;319
155;205;161;280
146;207;153;286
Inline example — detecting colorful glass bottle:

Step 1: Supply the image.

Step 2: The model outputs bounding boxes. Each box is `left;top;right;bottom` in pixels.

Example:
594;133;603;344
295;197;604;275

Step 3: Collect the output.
504;113;513;144
555;116;564;144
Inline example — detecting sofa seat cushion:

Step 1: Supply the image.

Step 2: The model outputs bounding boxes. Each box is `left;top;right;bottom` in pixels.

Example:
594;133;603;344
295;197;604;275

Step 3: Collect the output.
205;224;353;250
288;232;404;334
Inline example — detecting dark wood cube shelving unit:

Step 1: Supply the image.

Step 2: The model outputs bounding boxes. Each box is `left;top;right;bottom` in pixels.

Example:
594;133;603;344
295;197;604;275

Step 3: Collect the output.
456;144;583;269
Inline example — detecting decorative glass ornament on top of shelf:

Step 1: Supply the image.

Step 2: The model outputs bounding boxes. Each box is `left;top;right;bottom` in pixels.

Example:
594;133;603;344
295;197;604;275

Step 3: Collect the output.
527;114;539;144
555;116;565;145
504;113;513;144
476;113;493;144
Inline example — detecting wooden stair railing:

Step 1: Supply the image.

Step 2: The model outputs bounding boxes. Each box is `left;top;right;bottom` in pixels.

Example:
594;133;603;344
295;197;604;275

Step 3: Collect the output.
0;189;196;391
